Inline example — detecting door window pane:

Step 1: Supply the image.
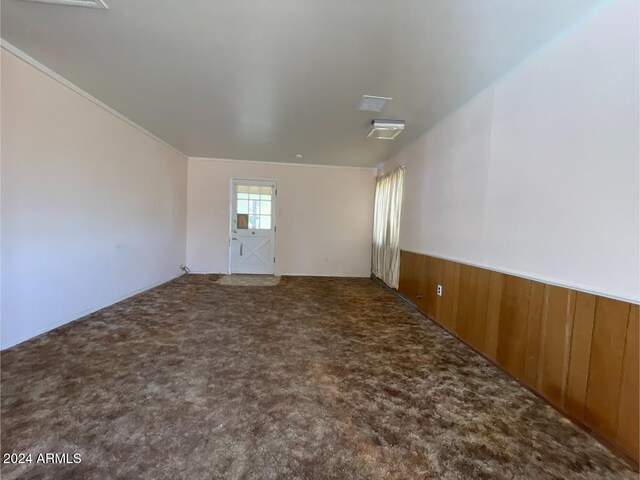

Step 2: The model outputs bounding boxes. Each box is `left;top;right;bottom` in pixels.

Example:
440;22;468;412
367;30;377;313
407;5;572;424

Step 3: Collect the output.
237;199;248;214
259;215;271;230
237;214;248;229
260;201;271;215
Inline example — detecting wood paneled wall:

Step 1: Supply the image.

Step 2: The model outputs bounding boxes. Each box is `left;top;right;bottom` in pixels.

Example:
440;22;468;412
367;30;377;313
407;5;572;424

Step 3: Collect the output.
398;250;639;467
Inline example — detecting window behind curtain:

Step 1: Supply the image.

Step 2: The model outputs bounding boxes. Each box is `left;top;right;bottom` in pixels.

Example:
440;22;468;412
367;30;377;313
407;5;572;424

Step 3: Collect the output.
372;165;405;288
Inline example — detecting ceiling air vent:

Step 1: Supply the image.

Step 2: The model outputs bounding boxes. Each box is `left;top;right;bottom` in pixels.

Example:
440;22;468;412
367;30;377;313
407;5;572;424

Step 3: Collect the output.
368;120;405;140
358;95;392;112
18;0;108;8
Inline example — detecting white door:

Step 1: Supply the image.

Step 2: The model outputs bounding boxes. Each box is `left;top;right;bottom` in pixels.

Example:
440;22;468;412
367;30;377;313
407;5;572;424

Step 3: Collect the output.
230;179;276;274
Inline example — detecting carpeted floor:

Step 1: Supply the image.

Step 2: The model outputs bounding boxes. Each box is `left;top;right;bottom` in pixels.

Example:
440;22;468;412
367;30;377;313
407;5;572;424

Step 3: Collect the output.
1;275;635;479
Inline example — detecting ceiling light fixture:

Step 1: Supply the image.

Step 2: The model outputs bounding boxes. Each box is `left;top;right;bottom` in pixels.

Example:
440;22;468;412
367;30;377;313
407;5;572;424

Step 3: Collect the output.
295;154;304;159
17;0;108;9
358;95;392;112
367;120;405;140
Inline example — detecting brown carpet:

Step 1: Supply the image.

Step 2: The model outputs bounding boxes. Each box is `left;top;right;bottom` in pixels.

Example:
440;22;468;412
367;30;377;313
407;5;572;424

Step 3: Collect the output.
1;275;635;479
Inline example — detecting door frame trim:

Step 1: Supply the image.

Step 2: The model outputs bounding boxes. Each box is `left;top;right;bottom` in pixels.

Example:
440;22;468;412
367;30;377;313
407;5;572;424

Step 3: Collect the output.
228;177;278;275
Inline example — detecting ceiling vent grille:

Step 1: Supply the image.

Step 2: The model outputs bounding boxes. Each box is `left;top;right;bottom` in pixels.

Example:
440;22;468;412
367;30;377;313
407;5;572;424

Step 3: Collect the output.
18;0;108;9
358;95;392;112
368;120;405;140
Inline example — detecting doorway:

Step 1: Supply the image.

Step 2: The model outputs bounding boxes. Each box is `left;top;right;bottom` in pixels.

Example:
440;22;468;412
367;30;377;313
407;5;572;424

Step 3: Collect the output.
229;179;276;274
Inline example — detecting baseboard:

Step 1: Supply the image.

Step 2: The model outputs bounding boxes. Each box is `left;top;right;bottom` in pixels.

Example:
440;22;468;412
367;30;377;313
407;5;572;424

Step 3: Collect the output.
1;273;184;350
188;270;371;278
279;273;372;278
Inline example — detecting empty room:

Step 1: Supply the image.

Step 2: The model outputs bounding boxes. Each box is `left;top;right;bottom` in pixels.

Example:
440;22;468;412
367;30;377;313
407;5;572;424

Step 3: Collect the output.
1;0;638;478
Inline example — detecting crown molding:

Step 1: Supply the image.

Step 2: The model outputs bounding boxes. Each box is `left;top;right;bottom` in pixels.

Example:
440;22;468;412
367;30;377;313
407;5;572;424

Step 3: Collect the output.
188;157;377;171
1;39;186;158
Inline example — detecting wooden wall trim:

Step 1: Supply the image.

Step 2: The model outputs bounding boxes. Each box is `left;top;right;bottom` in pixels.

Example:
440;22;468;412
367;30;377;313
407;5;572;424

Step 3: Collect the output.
399;248;639;305
397;250;639;469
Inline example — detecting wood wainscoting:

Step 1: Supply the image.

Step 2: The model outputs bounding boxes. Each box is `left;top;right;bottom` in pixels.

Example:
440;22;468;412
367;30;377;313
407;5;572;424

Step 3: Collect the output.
397;250;639;467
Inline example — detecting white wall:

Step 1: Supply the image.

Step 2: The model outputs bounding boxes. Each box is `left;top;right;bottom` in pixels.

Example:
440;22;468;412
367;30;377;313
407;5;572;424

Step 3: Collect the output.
1;49;188;349
187;158;376;277
381;0;639;302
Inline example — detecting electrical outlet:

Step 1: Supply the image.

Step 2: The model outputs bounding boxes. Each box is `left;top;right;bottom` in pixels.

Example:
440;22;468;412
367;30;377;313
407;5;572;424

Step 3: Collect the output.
437;285;443;296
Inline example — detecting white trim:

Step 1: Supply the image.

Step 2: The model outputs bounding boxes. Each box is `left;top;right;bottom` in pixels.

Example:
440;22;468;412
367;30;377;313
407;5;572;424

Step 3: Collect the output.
281;273;370;278
401;248;640;305
189;157;377;171
185;271;370;279
17;0;109;9
0;273;184;350
1;39;186;158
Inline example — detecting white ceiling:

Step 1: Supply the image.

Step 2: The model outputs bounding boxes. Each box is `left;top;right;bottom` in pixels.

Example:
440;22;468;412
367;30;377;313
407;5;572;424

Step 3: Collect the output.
1;0;604;166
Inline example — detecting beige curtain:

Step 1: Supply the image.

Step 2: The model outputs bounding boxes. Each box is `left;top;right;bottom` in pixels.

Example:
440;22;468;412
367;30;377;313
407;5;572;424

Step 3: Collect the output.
372;165;405;288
